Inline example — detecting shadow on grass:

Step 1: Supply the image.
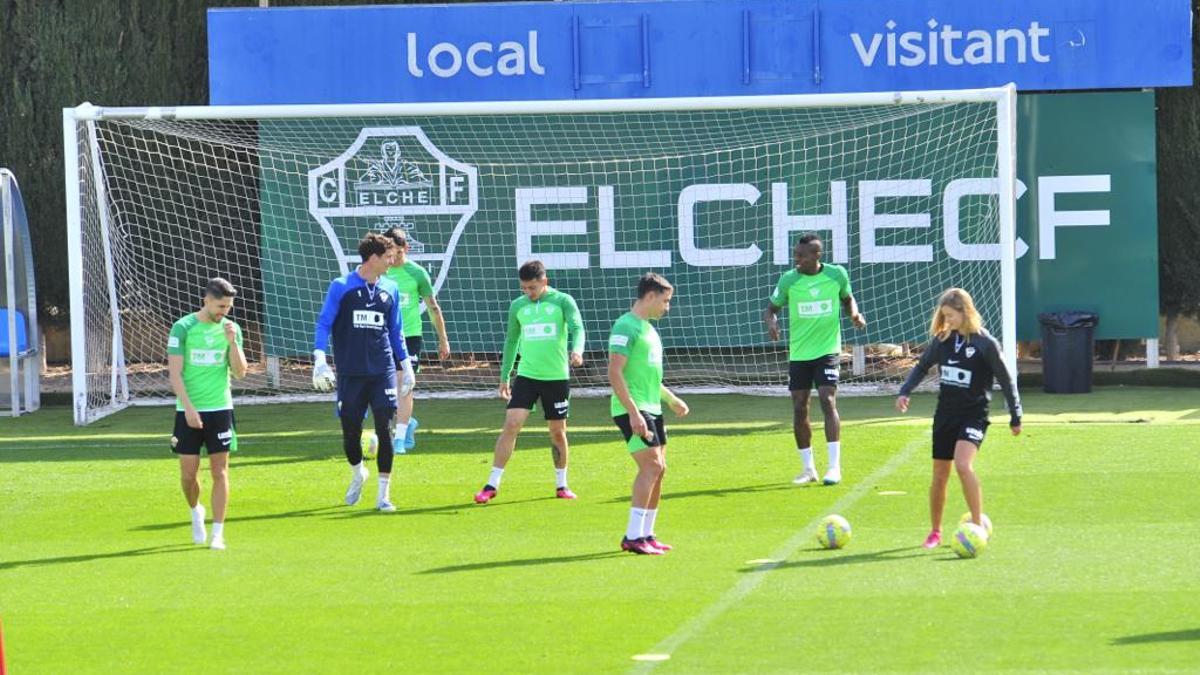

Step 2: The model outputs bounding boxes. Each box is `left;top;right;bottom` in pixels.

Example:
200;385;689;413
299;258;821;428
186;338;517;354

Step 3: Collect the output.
0;544;201;571
419;550;625;574
130;505;345;531
1111;629;1200;646
328;496;558;519
606;482;794;504
742;545;926;571
235;454;333;468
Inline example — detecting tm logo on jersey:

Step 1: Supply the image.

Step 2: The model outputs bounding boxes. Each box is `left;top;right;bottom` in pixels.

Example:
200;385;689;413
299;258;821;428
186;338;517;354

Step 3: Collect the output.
795;300;834;317
523;323;558;340
309;127;478;306
353;310;386;329
189;349;226;367
940;365;972;388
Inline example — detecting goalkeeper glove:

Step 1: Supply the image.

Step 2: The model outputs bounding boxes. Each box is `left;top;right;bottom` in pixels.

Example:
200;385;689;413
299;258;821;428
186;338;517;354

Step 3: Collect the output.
312;350;336;392
398;357;416;397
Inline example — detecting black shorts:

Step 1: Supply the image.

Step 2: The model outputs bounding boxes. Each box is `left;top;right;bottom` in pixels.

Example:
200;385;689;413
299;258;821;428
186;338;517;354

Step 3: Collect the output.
172;409;237;455
337;373;398;420
932;414;989;460
405;336;423;374
788;354;840;391
614;411;667;452
507;376;570;420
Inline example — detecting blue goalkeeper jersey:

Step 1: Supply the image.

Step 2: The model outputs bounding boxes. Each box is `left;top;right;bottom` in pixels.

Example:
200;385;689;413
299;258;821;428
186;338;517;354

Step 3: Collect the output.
313;270;409;377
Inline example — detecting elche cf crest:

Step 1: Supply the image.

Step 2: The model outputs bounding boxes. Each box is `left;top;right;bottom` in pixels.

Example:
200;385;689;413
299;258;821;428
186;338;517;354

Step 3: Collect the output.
308;127;479;298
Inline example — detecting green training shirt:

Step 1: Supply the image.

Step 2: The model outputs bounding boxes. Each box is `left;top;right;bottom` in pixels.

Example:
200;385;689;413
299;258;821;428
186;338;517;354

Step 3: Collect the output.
769;263;852;361
385;261;435;339
607;311;664;416
167;313;242;412
500;287;585;382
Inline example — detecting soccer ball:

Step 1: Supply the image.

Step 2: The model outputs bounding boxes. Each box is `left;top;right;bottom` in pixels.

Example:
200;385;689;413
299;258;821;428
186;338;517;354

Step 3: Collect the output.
958;512;994;539
816;514;852;549
360;431;378;460
950;522;989;558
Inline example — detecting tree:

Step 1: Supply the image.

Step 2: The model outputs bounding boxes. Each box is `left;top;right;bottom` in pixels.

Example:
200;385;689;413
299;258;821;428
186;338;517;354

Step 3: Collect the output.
1156;1;1200;360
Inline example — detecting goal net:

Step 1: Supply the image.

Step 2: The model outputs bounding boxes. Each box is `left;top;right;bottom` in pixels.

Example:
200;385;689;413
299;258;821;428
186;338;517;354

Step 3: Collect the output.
65;88;1016;425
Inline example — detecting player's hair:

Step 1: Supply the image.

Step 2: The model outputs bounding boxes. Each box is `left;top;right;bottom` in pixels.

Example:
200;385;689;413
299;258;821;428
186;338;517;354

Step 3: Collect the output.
382;226;409;249
205;277;237;299
518;260;547;281
797;233;822;248
636;272;673;298
929;287;983;341
358;232;394;261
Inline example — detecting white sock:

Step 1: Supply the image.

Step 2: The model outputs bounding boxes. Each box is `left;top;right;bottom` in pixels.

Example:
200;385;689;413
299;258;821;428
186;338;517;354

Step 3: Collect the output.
211;522;224;540
378;475;391;503
798;447;815;471
827;441;841;470
350;462;365;478
190;504;204;520
626;507;648;540
488;466;504;489
555;467;568;489
641;509;658;538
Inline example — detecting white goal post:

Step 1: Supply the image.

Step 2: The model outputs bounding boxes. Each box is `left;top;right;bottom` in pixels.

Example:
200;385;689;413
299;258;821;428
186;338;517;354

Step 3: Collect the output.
65;86;1017;425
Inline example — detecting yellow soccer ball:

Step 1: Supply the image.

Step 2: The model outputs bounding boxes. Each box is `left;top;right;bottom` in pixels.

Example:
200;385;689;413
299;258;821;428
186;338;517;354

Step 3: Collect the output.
816;514;852;550
360;431;379;460
950;522;989;559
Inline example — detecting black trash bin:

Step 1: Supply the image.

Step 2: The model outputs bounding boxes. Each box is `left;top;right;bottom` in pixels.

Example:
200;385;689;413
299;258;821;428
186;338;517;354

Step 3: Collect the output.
1038;312;1099;394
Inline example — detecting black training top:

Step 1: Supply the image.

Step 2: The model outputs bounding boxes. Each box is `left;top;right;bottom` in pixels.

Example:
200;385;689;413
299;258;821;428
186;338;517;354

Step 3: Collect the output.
899;329;1022;426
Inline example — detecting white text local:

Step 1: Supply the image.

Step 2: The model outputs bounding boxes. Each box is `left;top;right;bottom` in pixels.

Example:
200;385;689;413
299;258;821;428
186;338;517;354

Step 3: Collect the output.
407;31;545;79
515;175;1109;268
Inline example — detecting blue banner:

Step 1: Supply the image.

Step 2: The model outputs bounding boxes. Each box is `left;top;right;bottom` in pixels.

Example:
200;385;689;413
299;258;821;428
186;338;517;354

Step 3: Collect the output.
209;0;1191;105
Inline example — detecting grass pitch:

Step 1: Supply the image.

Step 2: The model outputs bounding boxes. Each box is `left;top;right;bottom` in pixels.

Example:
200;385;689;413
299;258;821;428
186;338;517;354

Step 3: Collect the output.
1;387;1198;672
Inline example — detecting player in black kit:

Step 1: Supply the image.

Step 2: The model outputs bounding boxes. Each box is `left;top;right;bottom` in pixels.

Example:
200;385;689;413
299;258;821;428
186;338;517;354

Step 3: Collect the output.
896;288;1022;549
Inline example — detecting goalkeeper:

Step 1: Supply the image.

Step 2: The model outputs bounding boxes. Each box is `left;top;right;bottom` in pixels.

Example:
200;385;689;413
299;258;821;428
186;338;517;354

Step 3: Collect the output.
312;232;415;512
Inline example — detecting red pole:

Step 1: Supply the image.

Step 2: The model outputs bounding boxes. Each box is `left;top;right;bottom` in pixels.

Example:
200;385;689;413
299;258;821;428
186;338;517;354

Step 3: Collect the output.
0;615;7;675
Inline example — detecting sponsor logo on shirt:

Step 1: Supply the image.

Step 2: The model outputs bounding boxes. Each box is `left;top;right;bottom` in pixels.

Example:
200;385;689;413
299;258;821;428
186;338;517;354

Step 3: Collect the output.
523;323;558;340
353;310;386;329
795;300;834;317
940;365;972;387
189;349;227;367
167;336;180;349
648;342;663;366
609;334;629;347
